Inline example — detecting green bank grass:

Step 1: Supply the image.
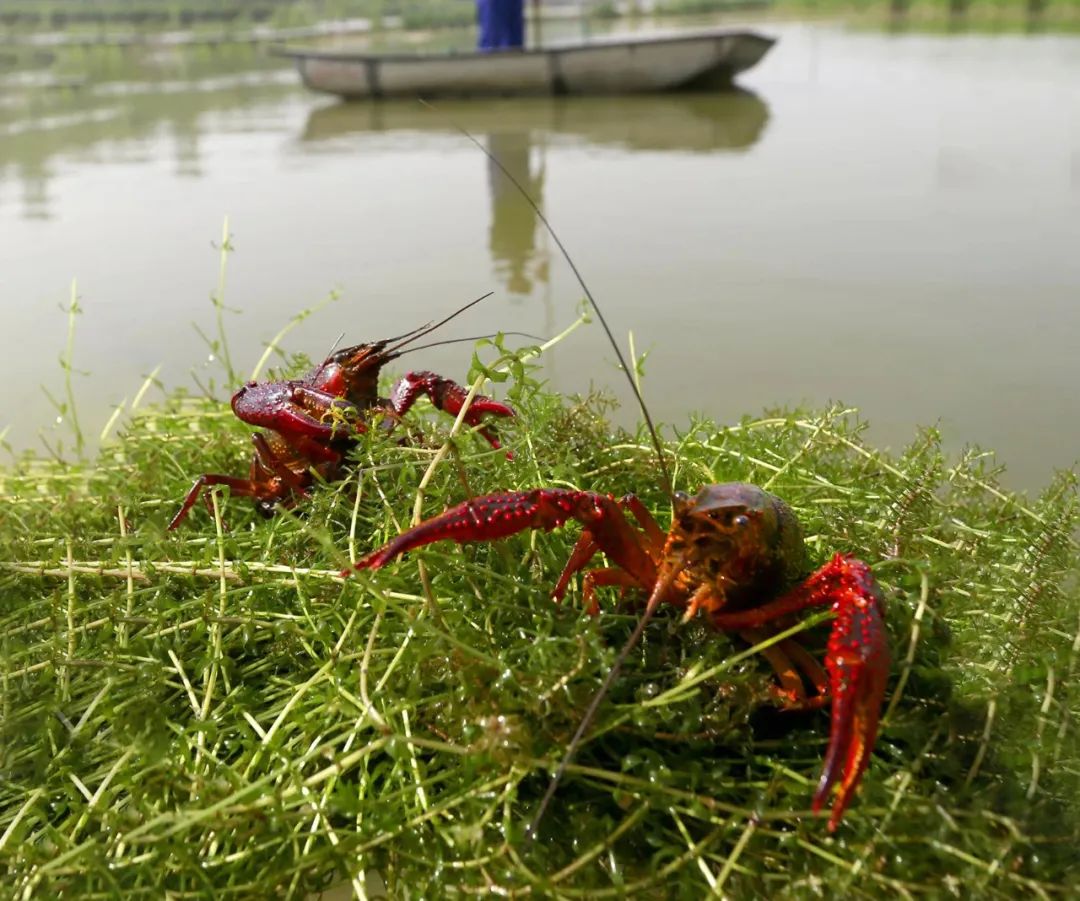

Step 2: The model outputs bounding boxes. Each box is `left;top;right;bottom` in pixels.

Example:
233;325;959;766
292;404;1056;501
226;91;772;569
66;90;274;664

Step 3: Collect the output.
1;335;1078;897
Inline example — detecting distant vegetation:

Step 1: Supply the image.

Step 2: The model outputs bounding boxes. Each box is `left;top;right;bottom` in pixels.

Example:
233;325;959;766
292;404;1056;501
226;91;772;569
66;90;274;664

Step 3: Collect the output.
0;1;477;34
656;0;1079;12
0;0;1077;39
397;1;476;30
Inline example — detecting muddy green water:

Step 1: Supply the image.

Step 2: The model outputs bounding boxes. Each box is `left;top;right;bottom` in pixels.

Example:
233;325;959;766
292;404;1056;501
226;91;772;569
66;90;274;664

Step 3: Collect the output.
1;19;1078;491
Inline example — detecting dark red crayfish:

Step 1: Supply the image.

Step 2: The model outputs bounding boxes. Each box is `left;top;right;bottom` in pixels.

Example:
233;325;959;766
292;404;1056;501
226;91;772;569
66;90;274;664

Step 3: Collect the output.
168;298;515;529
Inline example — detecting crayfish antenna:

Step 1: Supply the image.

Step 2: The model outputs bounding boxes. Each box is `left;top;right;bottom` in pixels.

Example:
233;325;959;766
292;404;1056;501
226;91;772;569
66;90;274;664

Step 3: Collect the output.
405;331;546;355
426;104;682;841
430;102;674;505
525;552;689;842
316;291;498;382
382;291;495;358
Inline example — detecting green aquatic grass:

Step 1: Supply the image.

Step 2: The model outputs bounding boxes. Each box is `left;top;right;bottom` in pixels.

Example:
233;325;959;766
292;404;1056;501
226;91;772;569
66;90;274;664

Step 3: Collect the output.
1;332;1078;896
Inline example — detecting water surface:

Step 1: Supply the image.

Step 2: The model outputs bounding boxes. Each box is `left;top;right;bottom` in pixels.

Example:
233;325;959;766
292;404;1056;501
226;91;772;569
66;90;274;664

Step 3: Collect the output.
1;21;1077;490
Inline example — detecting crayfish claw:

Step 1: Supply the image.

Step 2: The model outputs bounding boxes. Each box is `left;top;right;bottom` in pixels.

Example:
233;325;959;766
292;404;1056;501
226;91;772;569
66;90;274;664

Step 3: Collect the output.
811;652;877;831
811;556;889;831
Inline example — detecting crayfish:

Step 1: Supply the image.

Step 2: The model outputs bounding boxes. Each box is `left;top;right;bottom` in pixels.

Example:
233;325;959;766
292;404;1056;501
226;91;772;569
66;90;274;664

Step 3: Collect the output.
349;483;888;832
342;130;891;834
168;296;515;529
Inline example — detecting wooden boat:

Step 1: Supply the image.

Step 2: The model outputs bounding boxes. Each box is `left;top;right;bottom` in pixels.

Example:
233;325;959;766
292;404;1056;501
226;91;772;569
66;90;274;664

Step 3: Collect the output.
276;29;774;99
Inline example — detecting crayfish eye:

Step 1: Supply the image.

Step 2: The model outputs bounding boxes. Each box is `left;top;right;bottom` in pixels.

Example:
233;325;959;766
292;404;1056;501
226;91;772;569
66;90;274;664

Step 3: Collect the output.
708;509;749;529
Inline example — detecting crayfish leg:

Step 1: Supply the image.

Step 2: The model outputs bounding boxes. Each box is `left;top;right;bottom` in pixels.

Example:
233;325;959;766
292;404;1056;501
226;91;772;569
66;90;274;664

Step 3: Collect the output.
251;433;311;496
579;568;643;617
552;531;600;603
168;474;261;531
741;628;817;708
619;494;667;548
777;637;830;700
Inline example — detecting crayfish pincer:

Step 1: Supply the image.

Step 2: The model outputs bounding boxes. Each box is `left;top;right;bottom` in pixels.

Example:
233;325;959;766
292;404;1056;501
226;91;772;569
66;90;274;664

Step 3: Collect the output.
347;482;889;831
168;296;515;529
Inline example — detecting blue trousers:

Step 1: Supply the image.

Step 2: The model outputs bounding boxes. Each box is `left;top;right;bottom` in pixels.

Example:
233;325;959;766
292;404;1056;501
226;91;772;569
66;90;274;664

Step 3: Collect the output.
477;0;525;51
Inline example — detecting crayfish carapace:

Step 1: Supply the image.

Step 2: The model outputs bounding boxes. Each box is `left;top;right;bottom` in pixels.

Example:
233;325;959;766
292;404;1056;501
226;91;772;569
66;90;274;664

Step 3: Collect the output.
348;482;888;832
168;295;515;529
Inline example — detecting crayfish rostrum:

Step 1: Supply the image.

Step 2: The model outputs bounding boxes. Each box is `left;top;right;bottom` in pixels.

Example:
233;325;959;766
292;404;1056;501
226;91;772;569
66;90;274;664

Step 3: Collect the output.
168;309;514;529
349;481;888;831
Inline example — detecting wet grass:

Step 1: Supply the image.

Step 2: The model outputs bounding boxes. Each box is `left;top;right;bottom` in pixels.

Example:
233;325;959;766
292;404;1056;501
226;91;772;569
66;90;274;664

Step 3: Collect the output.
1;323;1078;895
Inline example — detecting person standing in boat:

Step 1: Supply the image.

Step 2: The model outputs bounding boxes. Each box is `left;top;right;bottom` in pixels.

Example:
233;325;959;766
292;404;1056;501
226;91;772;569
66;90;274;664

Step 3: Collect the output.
476;0;526;51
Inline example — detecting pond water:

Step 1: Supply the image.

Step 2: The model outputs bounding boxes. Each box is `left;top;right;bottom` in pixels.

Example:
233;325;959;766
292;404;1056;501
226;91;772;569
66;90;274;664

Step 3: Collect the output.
1;18;1078;491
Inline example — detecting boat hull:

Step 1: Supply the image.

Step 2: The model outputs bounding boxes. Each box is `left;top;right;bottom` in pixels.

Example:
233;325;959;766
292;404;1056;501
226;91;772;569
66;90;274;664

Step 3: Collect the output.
280;30;774;99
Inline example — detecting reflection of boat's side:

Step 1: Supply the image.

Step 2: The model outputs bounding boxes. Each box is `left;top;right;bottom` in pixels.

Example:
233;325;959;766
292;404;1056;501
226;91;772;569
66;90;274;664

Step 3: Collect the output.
277;29;774;99
301;91;770;154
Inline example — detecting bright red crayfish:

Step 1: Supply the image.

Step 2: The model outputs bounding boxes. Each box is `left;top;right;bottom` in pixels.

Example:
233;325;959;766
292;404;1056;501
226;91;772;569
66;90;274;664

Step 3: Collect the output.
349;485;887;832
344;135;891;834
168;297;515;529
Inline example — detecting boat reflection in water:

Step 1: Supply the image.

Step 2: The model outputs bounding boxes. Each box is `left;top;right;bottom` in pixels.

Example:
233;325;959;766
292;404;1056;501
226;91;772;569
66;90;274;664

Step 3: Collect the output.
301;91;770;298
